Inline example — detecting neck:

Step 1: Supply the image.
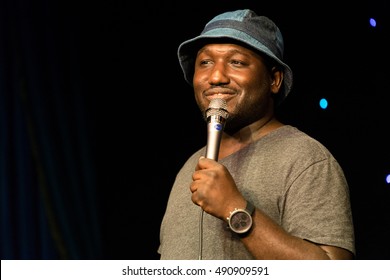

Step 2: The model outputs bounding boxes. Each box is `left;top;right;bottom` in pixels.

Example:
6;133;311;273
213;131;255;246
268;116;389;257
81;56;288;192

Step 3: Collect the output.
218;117;284;159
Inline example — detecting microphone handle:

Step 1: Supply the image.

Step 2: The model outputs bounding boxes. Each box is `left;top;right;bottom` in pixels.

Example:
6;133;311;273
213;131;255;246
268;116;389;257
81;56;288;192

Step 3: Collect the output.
205;115;226;161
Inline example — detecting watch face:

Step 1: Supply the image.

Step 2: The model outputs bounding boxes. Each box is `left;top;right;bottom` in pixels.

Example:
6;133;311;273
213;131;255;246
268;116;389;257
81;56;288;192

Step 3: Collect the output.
229;210;252;234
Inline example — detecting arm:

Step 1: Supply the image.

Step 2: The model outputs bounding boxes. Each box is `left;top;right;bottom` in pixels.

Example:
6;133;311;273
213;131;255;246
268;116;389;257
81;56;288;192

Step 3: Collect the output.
242;207;354;259
190;157;354;260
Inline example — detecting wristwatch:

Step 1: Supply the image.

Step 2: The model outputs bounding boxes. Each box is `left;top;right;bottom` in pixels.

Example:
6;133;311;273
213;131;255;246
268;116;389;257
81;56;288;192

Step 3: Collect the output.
227;201;255;235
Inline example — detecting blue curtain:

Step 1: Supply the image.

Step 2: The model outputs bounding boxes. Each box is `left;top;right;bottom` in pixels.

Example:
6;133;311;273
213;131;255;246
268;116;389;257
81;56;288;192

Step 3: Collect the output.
0;0;102;259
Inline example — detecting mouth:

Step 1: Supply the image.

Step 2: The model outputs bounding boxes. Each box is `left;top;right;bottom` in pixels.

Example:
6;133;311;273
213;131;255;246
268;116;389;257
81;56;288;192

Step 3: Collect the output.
205;90;234;101
208;93;226;99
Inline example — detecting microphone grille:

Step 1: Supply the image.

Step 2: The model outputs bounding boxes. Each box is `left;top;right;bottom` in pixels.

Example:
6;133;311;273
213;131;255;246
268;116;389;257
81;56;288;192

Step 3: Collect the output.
206;98;229;119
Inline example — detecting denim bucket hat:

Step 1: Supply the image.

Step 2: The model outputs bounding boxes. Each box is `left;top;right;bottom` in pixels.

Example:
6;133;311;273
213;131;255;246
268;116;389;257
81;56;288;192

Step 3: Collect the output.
178;9;293;103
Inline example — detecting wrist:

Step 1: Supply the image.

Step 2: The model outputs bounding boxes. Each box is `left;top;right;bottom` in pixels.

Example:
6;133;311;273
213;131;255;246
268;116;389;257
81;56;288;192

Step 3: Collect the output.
226;200;255;236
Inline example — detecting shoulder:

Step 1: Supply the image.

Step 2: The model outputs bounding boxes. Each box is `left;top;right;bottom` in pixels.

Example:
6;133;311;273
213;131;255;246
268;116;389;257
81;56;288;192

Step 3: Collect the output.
262;125;334;159
176;147;205;175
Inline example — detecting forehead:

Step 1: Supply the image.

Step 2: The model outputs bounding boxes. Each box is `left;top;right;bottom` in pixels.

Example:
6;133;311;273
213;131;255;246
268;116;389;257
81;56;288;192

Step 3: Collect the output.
197;43;263;58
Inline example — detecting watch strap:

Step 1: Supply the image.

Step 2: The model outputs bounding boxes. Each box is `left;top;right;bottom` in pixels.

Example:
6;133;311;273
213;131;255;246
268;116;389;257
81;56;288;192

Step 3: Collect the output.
245;200;255;216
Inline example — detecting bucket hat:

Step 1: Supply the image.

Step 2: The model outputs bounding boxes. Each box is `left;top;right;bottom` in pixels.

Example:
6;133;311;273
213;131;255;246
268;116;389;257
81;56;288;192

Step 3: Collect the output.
178;9;293;103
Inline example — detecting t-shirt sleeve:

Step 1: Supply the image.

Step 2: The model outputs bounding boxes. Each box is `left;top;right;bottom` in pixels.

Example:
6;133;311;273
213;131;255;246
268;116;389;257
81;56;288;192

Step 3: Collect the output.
282;156;355;255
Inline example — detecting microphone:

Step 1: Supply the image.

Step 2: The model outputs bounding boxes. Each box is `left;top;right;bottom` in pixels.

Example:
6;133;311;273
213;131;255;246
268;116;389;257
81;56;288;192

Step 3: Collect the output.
205;98;229;161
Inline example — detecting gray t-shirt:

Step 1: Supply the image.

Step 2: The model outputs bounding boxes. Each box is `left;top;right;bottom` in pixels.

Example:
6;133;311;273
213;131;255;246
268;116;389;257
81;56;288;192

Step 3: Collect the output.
159;125;355;259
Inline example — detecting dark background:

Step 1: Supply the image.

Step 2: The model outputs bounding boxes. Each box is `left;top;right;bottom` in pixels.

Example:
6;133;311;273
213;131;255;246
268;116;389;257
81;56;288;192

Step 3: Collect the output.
1;0;389;259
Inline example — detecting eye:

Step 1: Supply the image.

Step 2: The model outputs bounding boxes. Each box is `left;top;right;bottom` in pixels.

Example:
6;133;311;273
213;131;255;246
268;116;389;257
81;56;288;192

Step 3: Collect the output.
231;60;242;65
230;59;247;67
199;59;212;66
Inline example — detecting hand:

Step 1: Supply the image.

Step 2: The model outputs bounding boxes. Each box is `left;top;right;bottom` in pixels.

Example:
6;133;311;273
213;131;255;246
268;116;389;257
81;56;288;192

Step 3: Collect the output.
190;156;246;220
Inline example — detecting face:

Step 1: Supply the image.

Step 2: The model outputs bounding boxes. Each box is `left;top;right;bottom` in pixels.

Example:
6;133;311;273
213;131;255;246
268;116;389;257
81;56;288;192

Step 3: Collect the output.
193;43;277;134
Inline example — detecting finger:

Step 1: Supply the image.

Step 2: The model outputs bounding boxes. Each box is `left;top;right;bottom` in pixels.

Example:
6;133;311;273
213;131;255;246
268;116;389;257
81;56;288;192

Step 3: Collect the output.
191;190;204;208
189;181;197;193
194;156;205;171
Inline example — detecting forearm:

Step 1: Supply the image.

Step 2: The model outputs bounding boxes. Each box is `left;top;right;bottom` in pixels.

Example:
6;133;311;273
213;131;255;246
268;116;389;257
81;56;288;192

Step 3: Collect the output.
240;209;352;260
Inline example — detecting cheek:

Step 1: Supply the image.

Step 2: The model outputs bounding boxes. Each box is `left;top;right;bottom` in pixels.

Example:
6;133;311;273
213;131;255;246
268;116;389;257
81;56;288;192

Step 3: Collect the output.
193;83;202;99
193;74;207;99
193;70;205;87
193;87;208;113
193;65;212;83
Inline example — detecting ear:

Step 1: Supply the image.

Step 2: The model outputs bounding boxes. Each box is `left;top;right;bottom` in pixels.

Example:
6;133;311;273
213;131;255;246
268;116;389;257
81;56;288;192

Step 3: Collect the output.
270;68;283;94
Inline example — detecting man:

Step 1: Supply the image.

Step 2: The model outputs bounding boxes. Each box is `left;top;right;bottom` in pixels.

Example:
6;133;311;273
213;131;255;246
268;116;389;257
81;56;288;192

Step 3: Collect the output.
158;9;355;259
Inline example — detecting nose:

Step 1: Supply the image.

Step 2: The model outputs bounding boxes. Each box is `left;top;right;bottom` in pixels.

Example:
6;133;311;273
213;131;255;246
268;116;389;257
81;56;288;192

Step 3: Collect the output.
208;63;229;85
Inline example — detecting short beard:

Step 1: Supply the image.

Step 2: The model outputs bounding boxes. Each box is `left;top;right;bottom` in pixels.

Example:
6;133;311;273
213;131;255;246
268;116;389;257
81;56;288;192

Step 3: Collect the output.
223;100;266;135
199;97;269;136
